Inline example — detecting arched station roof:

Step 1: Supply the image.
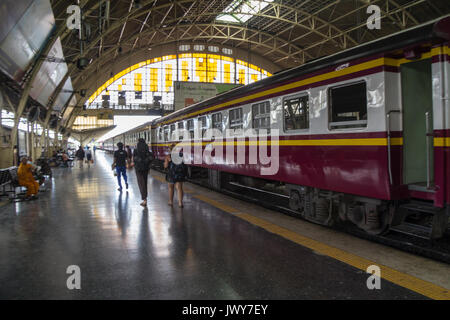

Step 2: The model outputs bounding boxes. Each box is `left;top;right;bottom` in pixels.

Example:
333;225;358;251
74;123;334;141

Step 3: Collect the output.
1;0;449;135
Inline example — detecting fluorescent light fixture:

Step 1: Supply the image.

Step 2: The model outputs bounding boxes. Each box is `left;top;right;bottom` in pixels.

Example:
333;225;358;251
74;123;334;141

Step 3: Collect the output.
216;0;274;24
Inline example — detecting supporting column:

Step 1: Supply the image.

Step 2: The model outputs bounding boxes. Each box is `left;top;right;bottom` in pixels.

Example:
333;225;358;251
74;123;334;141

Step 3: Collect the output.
9;27;61;165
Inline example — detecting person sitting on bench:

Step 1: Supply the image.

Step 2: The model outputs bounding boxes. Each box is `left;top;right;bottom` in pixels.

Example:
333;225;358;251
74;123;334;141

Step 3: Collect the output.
17;156;39;200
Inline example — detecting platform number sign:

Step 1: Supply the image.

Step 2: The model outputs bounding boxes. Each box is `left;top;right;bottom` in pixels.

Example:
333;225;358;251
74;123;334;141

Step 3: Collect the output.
366;265;381;290
367;5;381;30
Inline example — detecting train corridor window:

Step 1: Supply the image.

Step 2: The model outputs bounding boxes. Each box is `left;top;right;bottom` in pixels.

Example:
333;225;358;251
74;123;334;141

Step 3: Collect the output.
229;108;243;131
198;116;208;138
284;95;309;131
163;126;169;141
252;101;271;132
170;124;176;141
187;119;194;139
212;112;222;132
158;128;163;141
329;81;367;129
177;122;185;140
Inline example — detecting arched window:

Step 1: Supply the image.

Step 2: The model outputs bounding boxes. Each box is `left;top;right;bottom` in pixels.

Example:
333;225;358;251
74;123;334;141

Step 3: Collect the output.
88;54;272;109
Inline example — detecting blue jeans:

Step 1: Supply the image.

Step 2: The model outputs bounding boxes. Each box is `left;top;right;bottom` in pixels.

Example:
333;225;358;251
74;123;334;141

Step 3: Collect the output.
115;166;127;189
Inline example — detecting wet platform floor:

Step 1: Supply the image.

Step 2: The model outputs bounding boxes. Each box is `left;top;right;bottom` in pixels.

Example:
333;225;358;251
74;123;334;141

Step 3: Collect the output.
0;151;438;299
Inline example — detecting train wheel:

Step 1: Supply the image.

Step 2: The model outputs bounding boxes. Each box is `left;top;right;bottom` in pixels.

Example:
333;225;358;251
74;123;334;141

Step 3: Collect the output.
315;198;334;226
362;204;392;235
289;190;303;213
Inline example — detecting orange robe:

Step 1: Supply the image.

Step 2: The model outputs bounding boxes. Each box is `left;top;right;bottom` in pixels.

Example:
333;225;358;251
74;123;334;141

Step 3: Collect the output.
17;163;39;196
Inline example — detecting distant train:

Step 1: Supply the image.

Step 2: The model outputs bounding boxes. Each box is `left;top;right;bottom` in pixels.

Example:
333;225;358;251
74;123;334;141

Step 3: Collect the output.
101;16;450;239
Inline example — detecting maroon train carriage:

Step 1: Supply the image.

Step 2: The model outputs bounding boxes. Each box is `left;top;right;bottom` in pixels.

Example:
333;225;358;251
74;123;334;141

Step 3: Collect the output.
103;16;450;240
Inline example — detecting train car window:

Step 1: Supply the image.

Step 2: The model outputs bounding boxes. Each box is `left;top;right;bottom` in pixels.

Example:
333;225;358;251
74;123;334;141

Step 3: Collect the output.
229;108;243;131
163;126;169;141
177;122;185;140
252;101;271;132
158;127;163;141
198;116;208;137
284;95;309;131
187;119;194;139
212;113;222;132
329;81;367;129
170;124;176;141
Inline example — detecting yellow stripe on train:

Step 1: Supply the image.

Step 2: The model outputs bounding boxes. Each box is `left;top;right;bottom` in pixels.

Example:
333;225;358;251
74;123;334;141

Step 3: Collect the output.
151;138;404;147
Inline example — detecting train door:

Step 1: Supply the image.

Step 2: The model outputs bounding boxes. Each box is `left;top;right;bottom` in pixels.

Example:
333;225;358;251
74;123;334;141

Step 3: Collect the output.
401;58;433;188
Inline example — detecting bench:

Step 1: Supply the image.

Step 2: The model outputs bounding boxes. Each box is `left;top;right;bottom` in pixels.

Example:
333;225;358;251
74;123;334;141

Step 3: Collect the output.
0;167;27;201
0;166;49;202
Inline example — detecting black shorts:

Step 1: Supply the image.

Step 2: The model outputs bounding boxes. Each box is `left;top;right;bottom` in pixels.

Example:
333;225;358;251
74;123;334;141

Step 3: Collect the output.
165;173;185;184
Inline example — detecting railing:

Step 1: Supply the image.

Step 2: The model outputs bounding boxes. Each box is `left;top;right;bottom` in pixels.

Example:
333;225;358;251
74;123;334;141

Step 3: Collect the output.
87;103;175;112
386;110;401;185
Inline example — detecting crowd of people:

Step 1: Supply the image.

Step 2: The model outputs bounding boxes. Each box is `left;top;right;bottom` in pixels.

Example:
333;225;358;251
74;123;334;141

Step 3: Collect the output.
17;141;188;207
74;146;94;168
111;140;187;208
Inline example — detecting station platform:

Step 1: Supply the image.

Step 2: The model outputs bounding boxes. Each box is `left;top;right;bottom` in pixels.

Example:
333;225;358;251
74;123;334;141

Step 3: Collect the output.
0;151;449;300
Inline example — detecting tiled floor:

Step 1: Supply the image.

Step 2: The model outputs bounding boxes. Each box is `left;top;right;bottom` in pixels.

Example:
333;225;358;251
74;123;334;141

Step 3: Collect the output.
0;151;427;299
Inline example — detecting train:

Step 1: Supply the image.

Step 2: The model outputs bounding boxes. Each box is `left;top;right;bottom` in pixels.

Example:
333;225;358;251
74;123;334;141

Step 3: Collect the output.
101;16;450;240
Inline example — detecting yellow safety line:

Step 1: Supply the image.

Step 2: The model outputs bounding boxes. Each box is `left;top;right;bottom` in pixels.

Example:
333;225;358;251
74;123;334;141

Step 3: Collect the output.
151;175;166;183
149;168;450;299
0;201;9;208
192;194;450;300
150;174;194;194
193;195;242;214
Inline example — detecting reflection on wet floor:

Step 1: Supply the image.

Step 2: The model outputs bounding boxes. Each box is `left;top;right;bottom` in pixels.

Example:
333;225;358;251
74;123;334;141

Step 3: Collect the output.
0;151;427;299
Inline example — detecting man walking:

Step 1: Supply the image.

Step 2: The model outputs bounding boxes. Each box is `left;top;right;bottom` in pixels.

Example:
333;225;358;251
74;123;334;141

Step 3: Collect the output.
75;146;85;168
112;142;129;191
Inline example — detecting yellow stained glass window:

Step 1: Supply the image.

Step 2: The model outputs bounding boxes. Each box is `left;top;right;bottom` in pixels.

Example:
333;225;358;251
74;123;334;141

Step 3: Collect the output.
165;64;173;92
207;58;218;83
134;73;142;91
182;61;189;81
195;57;207;82
150;68;158;92
224;64;231;83
239;69;245;84
87;53;271;107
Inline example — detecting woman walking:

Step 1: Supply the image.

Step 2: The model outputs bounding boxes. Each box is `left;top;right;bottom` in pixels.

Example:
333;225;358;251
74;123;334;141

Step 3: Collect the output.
131;138;154;207
164;144;188;208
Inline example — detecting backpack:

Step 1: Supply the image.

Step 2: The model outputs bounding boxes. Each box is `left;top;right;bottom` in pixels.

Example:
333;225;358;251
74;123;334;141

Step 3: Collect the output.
134;150;154;171
169;161;187;181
